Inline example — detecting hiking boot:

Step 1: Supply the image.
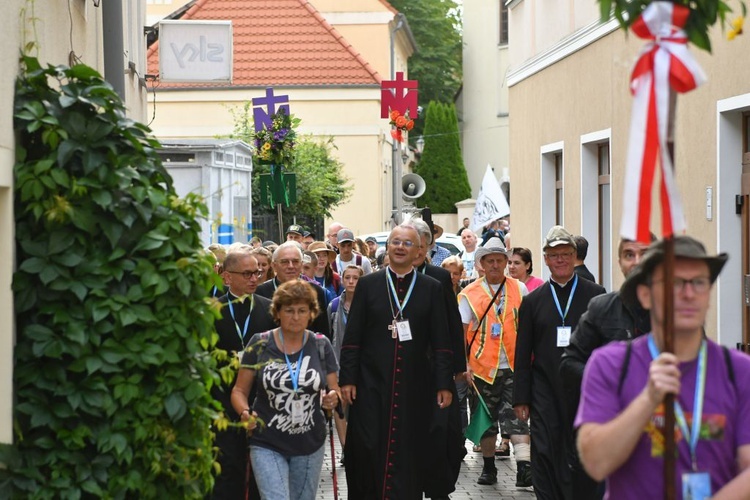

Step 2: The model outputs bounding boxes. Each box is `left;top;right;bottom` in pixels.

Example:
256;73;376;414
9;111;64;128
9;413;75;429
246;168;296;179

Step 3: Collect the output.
516;460;532;488
477;467;497;485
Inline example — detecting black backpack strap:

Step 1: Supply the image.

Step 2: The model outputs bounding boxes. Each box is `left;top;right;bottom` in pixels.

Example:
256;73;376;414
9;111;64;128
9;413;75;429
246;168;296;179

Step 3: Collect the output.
617;340;633;396
722;345;736;388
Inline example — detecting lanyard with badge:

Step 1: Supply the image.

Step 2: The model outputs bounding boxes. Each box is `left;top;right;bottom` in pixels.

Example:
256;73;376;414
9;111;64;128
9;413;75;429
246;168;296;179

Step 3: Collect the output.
279;328;308;425
386;269;416;342
647;335;711;499
228;295;254;350
481;279;507;340
550;274;578;347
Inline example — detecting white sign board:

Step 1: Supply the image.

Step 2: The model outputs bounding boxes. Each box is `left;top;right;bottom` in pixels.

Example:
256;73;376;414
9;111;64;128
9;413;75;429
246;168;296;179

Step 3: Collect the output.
159;20;233;83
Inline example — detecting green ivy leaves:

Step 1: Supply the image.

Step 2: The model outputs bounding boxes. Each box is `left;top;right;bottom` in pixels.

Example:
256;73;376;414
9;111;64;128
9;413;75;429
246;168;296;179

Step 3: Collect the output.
1;56;221;498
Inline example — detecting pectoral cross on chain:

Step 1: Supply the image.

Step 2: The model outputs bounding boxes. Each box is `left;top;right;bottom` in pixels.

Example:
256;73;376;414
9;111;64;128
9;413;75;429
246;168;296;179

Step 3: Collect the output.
388;320;398;339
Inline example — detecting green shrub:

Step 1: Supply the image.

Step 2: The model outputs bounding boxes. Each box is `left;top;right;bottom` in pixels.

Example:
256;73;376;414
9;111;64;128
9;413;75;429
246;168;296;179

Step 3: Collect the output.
0;56;221;499
415;101;471;213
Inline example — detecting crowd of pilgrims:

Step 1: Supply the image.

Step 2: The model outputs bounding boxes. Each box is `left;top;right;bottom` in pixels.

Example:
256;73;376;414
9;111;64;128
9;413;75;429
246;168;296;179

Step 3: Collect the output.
203;219;691;500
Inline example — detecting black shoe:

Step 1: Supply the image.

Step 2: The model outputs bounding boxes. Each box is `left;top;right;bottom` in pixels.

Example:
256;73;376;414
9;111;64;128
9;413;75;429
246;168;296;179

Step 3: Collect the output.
516;460;532;488
477;468;497;485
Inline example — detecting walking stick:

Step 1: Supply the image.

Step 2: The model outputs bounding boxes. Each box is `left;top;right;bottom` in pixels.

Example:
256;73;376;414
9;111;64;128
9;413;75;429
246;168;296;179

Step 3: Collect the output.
326;407;340;500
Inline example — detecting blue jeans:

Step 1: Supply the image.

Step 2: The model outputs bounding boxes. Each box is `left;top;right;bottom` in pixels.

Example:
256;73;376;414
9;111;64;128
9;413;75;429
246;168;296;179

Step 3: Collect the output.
249;443;325;500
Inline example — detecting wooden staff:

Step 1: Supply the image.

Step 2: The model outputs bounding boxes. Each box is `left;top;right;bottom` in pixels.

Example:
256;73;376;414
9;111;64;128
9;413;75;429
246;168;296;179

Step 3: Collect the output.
662;90;677;500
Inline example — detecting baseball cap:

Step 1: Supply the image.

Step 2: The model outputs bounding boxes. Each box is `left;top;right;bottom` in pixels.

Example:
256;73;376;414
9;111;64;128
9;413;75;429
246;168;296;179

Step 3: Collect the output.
337;229;355;243
286;224;303;236
543;225;577;250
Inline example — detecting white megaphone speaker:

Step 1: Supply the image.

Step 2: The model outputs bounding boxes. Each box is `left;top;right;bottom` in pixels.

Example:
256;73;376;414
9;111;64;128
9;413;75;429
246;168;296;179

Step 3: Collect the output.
401;173;426;201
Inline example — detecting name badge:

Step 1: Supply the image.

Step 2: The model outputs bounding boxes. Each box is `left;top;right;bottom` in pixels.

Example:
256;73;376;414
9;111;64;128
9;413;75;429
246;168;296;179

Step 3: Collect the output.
682;472;711;500
397;320;413;342
556;326;571;347
491;323;502;338
291;399;305;425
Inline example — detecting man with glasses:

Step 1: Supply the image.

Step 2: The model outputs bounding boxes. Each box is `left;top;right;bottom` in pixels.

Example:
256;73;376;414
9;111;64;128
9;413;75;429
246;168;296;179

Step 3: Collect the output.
339;223;455;499
213;246;275;499
513;225;605;499
255;242;330;338
576;236;750;498
327;221;344;253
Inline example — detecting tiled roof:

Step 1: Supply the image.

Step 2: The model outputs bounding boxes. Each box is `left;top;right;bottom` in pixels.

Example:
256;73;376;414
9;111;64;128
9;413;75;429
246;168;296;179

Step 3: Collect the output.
147;0;382;88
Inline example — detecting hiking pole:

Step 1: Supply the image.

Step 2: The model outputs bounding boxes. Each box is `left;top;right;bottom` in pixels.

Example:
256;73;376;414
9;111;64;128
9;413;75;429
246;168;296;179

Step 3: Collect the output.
326;407;340;500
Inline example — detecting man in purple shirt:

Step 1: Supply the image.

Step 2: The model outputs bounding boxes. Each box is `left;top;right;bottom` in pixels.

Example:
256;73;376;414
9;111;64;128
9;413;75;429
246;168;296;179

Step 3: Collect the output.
576;236;750;499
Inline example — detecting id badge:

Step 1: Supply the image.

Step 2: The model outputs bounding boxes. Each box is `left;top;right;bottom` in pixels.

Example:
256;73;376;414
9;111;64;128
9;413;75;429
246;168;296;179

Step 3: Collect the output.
556;326;571;347
491;323;501;338
291;399;305;425
682;471;711;500
396;320;413;342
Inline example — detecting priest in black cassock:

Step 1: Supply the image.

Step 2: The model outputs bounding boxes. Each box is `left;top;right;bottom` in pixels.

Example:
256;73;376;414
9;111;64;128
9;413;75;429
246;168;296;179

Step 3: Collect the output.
410;219;466;499
340;224;455;500
512;226;605;500
254;241;330;338
212;248;275;500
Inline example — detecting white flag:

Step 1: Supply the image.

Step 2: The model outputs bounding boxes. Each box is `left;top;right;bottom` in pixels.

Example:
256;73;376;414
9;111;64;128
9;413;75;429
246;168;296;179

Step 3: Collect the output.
472;165;510;231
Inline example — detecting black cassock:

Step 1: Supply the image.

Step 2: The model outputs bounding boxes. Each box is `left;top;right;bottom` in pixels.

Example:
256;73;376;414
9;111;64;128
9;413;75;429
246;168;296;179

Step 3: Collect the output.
512;278;605;500
339;269;454;500
212;292;275;500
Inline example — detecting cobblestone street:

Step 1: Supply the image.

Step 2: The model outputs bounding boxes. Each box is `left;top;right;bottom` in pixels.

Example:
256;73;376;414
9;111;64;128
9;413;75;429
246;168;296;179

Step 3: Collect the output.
317;435;536;499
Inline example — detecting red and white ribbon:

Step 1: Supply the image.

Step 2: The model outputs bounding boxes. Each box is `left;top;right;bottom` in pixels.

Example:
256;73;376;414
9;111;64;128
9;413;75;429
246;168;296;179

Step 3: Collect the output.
620;2;706;243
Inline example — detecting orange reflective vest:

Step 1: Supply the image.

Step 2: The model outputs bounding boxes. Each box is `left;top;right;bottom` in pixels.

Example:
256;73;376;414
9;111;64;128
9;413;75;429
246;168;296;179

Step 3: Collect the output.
460;276;523;384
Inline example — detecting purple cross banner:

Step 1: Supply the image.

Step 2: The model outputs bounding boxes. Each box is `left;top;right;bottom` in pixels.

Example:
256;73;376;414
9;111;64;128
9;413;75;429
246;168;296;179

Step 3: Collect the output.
252;87;290;132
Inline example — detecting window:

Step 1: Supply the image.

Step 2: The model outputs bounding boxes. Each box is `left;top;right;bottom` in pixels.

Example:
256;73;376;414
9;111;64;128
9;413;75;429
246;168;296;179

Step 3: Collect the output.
499;1;509;45
598;143;611;289
555;153;563;225
744;113;750;154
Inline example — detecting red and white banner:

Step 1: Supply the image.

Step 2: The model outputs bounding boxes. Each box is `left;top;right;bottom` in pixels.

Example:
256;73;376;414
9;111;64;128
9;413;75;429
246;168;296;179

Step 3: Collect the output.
620;2;706;243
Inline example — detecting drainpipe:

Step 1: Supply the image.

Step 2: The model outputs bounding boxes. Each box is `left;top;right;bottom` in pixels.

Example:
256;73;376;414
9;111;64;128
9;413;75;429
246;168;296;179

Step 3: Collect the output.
102;0;126;99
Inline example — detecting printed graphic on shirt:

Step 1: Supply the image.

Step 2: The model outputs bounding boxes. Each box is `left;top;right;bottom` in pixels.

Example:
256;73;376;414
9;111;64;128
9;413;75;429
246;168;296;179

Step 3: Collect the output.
644;404;726;457
262;355;322;435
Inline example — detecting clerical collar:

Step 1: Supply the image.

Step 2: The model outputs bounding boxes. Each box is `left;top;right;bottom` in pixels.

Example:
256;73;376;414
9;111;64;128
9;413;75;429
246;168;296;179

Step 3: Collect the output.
387;266;414;279
228;290;250;303
550;275;575;287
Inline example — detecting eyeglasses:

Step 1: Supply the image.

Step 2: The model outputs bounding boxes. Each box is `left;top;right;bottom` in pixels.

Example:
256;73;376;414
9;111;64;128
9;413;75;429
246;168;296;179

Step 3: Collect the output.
227;270;264;280
650;277;712;294
278;259;301;266
388;239;416;248
545;251;575;261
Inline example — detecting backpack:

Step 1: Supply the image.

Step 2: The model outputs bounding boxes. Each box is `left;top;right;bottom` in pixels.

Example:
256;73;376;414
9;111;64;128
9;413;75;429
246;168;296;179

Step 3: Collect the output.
617;340;735;396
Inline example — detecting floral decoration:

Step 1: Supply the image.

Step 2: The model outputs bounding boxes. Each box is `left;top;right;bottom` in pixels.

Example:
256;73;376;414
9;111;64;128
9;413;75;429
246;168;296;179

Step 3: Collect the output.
389;109;415;143
252;108;301;165
599;0;747;52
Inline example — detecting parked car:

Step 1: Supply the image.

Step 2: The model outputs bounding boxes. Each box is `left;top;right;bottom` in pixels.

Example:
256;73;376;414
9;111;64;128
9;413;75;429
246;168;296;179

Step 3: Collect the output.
361;231;465;256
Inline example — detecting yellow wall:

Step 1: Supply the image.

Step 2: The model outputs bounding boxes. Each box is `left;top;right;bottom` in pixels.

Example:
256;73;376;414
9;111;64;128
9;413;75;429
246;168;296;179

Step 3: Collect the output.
148;86;394;233
509;22;750;337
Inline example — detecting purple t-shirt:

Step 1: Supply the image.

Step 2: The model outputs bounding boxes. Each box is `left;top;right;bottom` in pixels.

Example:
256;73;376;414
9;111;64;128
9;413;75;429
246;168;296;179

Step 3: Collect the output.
575;335;750;500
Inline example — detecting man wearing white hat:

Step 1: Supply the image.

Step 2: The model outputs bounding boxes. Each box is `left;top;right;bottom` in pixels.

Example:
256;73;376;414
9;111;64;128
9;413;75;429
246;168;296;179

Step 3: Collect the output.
459;237;531;487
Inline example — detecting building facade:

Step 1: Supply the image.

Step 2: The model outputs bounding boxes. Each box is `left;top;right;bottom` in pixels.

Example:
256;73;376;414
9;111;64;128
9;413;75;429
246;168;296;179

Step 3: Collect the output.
146;0;416;236
507;0;750;345
1;1;149;445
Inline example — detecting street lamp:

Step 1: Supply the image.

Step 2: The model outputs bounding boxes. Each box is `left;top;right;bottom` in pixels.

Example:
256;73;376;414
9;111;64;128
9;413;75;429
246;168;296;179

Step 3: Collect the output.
390;14;406;227
416;135;425;155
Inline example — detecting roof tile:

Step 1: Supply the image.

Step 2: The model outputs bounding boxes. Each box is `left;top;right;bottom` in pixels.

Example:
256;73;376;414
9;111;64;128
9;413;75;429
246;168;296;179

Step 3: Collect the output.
147;0;382;88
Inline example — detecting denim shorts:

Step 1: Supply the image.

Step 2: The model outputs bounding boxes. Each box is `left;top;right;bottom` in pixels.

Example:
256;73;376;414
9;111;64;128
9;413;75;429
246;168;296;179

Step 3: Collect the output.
249;443;326;500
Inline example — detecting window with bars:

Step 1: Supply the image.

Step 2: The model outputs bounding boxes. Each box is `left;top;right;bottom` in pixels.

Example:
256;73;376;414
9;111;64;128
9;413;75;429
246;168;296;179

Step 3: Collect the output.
555;152;563;225
499;1;509;45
